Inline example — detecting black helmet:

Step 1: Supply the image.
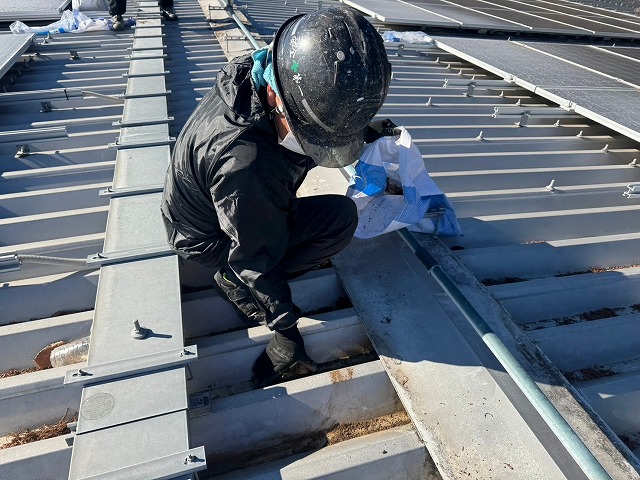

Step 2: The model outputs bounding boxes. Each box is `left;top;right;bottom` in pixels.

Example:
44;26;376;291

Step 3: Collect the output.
272;7;391;168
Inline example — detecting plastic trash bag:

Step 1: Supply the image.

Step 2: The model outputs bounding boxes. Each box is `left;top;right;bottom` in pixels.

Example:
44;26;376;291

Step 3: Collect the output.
72;0;108;10
347;127;462;239
382;31;434;44
10;10;122;35
70;10;111;33
10;10;76;35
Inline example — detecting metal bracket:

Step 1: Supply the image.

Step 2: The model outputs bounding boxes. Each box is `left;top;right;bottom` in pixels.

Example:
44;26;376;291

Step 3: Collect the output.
99;184;164;198
64;345;199;386
73;446;207;480
112;116;174;128
623;183;640;198
86;245;174;267
108;136;176;149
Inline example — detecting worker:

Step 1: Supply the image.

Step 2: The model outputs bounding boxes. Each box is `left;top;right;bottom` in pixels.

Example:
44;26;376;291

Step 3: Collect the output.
161;6;393;387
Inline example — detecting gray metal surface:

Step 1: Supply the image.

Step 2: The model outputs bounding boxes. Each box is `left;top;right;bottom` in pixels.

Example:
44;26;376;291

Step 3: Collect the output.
1;0;640;479
0;0;71;21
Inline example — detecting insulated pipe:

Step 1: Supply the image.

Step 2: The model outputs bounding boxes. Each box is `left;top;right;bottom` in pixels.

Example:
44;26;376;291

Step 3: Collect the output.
226;5;260;51
397;228;612;480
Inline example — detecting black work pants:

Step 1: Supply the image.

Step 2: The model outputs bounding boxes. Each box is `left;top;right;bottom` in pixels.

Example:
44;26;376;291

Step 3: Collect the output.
280;194;357;278
108;0;126;16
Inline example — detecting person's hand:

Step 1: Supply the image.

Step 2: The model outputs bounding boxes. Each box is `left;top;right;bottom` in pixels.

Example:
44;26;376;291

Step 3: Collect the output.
364;118;401;143
251;325;317;388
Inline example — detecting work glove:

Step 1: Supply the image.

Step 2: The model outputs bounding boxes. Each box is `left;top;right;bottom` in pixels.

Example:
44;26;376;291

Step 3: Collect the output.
364;118;401;144
251;325;317;388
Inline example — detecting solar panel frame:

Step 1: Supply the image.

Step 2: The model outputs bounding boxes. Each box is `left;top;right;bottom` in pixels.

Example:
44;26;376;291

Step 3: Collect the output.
432;34;640;142
520;42;640;87
0;33;35;81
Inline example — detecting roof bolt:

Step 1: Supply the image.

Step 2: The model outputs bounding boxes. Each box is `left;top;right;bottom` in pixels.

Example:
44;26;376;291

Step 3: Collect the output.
458;68;464;75
15;145;30;158
69;50;80;60
283;0;287;4
515;99;521;106
295;7;298;12
435;56;440;63
545;179;556;191
397;44;404;56
131;319;149;339
498;91;504;97
426;97;432;106
446;62;452;69
391;71;394;80
476;130;484;141
40;101;53;113
317;0;321;10
184;454;198;464
576;130;584;138
629;158;638;167
554;119;561;127
601;144;609;153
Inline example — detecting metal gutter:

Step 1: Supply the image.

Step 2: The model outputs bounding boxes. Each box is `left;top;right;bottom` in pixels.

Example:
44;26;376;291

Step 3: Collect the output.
397;228;611;480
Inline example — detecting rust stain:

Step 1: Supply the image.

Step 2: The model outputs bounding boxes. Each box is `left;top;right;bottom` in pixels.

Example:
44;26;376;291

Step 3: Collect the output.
330;367;354;384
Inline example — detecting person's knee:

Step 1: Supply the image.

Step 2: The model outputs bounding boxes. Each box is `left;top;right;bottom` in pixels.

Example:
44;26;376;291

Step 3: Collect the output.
328;195;357;239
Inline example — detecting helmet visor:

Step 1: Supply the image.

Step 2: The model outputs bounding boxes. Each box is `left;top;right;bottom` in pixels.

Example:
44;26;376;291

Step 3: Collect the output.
295;128;365;168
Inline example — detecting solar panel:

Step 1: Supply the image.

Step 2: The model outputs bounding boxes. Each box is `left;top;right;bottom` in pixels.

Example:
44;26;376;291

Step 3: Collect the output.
341;0;461;26
0;0;72;21
432;34;640;142
344;0;640;37
407;0;534;29
521;42;640;87
601;45;640;61
0;34;34;81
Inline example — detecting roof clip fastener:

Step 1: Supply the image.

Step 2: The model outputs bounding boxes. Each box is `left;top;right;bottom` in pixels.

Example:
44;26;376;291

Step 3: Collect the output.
131;320;149;340
514;99;521;106
515;112;529;127
15;145;30;158
499;91;504;97
601;144;609;153
464;82;475;97
69;51;80;60
426;97;432;106
397;44;404;56
40;101;53;113
629;158;638;167
554;119;561;127
476;130;484;141
576;130;584;138
623;183;640;198
545;179;556;191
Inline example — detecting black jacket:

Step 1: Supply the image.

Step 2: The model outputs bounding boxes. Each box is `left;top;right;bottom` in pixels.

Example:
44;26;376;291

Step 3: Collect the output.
161;54;315;329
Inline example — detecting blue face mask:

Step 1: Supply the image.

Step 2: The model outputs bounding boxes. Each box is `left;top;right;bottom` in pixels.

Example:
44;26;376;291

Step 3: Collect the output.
278;131;306;155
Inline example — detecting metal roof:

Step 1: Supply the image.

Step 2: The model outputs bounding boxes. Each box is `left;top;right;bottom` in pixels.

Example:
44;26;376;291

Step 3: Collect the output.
0;0;639;478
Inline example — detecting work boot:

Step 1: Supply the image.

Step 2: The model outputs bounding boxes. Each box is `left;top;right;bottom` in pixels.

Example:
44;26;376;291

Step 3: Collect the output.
111;15;124;31
161;7;179;20
251;326;317;388
213;269;266;327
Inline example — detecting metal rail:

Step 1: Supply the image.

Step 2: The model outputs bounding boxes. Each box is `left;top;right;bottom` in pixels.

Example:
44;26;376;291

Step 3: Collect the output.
397;227;612;480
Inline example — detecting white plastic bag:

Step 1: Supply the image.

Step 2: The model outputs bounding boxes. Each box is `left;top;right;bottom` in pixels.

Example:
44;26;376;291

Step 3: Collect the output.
10;10;76;35
70;10;111;33
382;31;434;45
347;127;462;239
72;0;109;11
